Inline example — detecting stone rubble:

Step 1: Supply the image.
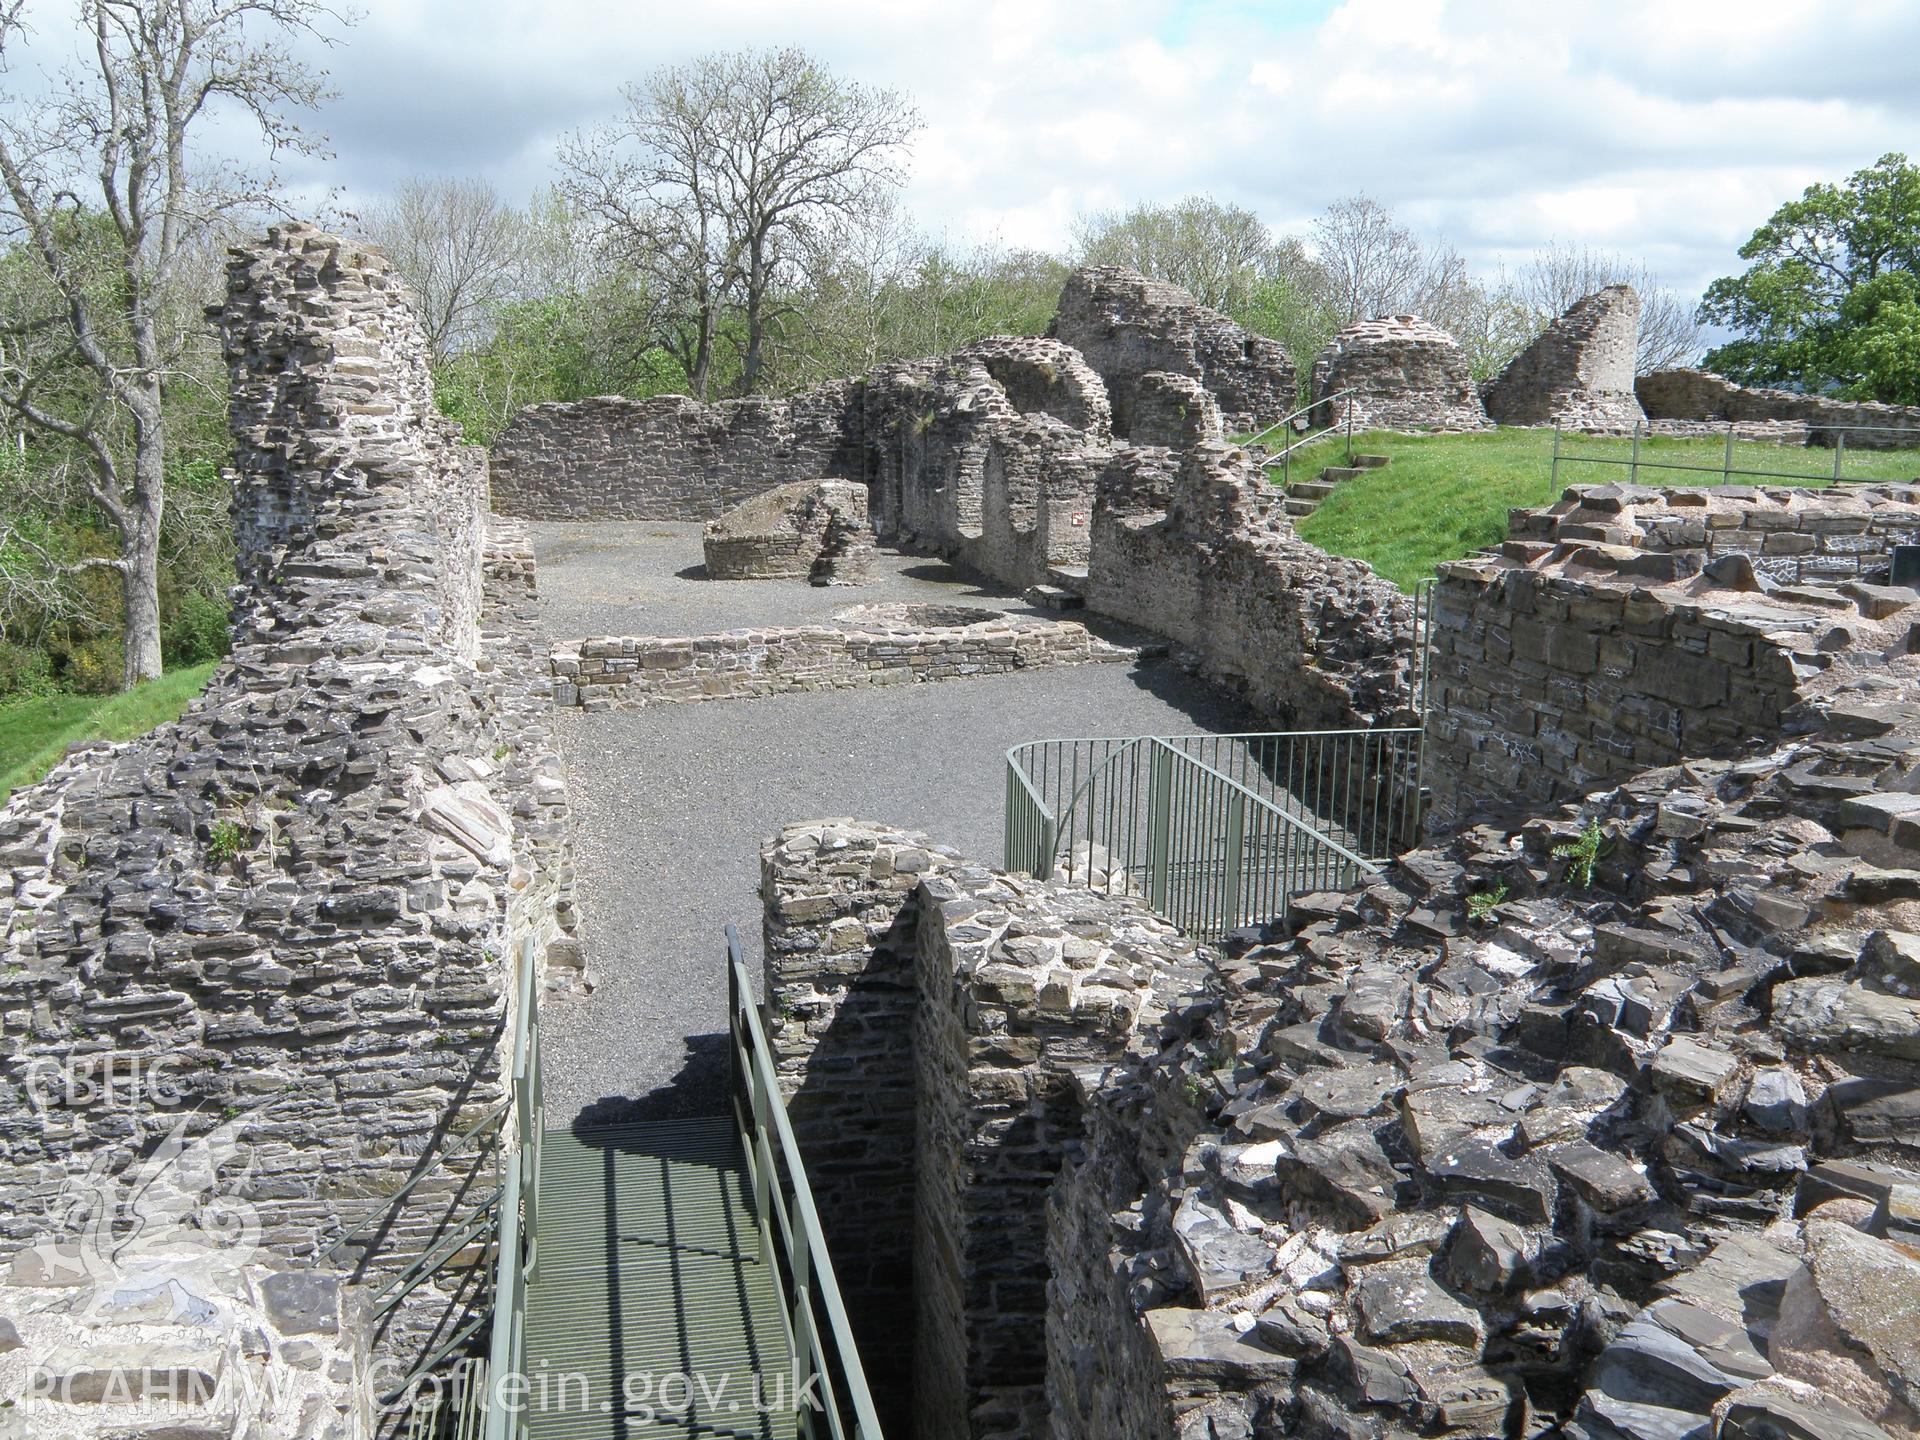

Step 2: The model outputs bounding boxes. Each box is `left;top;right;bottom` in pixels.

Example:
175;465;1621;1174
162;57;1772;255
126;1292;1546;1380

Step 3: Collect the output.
701;476;876;583
1041;483;1920;1440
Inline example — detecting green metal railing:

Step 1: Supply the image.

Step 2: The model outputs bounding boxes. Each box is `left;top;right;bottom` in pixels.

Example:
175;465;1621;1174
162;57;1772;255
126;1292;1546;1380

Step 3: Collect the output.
479;937;542;1440
727;925;884;1440
1551;418;1920;490
1006;728;1422;940
1245;388;1357;489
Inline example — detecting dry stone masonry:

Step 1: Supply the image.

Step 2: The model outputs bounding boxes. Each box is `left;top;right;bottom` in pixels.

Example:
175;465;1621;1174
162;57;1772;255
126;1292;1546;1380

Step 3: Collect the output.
1483;286;1647;430
0;223;576;1426
1638;368;1920;449
489;381;864;520
1311;316;1493;433
1049;266;1296;436
1426;482;1920;829
551;604;1151;710
701;477;876;583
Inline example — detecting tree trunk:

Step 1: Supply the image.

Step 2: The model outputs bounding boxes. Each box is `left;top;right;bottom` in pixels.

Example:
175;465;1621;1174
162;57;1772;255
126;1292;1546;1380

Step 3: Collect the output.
120;400;167;689
741;237;768;395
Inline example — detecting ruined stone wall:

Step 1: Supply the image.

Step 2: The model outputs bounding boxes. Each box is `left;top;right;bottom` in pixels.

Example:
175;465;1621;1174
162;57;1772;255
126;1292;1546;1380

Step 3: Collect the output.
488;381;865;520
1638;367;1920;449
1507;481;1920;586
760;822;965;1435
1045;622;1920;1440
759;823;1206;1440
1310;315;1491;432
1425;483;1920;831
0;225;575;1388
1088;441;1417;727
858;338;1113;589
1482;285;1647;430
552;609;1146;710
1051;266;1296;435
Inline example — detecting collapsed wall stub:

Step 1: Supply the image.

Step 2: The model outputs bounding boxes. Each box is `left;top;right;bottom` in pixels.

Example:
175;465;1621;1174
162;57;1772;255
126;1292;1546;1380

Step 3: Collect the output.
1310;315;1492;433
760;822;1208;1440
1425;482;1920;830
1050;266;1296;437
1638;367;1920;449
701;477;876;583
1482;285;1648;430
1089;440;1417;728
0;224;576;1411
489;382;865;520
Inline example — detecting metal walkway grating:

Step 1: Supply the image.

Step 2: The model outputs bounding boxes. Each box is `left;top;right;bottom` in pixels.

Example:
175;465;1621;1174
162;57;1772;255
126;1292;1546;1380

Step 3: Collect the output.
522;1118;796;1440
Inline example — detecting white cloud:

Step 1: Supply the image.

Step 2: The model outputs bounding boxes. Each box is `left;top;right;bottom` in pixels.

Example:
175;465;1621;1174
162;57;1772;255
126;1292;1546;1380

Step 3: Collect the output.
8;0;1917;305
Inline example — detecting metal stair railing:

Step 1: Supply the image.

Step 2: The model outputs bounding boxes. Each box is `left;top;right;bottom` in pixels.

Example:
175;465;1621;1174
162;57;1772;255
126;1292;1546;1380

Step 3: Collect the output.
1244;388;1357;490
1005;727;1424;941
479;936;541;1440
727;925;885;1440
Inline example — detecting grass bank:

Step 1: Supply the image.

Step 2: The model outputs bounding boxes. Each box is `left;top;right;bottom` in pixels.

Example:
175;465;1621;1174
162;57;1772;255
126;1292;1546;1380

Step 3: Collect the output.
0;661;219;804
1280;427;1920;591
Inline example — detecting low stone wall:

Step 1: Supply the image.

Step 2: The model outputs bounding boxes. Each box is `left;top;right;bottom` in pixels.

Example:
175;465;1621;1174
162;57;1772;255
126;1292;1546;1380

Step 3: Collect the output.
1507;481;1920;585
1638;367;1920;448
759;820;1207;1440
551;608;1147;709
490;382;864;520
1425;483;1920;829
1088;441;1416;727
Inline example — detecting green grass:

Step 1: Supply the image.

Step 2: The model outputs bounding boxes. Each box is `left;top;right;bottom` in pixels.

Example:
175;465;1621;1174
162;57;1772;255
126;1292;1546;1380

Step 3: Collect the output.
1277;427;1920;591
0;661;219;804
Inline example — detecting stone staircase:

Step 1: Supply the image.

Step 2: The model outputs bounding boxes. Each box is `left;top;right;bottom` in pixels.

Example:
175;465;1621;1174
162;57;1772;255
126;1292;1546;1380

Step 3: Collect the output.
1284;452;1390;519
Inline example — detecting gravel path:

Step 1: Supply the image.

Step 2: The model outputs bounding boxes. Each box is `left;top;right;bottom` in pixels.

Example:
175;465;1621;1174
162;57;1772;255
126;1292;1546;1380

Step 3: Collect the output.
530;521;1038;642
544;659;1257;1126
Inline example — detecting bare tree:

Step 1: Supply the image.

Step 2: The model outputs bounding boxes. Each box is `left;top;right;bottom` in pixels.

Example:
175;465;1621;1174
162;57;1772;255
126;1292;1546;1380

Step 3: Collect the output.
1071;195;1277;313
0;0;339;688
563;46;919;398
361;177;522;364
1508;241;1704;372
1309;196;1436;324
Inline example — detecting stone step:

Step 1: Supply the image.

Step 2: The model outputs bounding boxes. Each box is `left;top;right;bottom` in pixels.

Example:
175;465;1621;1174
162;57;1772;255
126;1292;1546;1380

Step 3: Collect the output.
1353;454;1391;469
1046;564;1090;596
1320;466;1367;482
1284;499;1320;517
1024;583;1084;611
1289;481;1338;500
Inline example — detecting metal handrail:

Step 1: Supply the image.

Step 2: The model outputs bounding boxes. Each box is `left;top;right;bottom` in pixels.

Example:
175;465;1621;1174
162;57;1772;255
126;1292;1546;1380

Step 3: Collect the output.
727;925;884;1440
1246;389;1357;490
478;934;541;1439
1004;726;1424;940
1551;417;1920;491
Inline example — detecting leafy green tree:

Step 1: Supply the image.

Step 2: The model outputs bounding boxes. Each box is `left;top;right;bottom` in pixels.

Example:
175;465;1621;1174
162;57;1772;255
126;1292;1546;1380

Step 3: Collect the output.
1699;153;1920;400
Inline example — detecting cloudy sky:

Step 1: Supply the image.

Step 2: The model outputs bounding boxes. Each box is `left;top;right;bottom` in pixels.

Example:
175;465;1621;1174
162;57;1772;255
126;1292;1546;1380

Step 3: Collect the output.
13;0;1920;303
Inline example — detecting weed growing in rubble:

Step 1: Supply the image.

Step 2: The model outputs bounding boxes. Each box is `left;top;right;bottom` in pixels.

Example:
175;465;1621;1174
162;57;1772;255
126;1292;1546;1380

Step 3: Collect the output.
1553;818;1611;889
1466;882;1510;925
